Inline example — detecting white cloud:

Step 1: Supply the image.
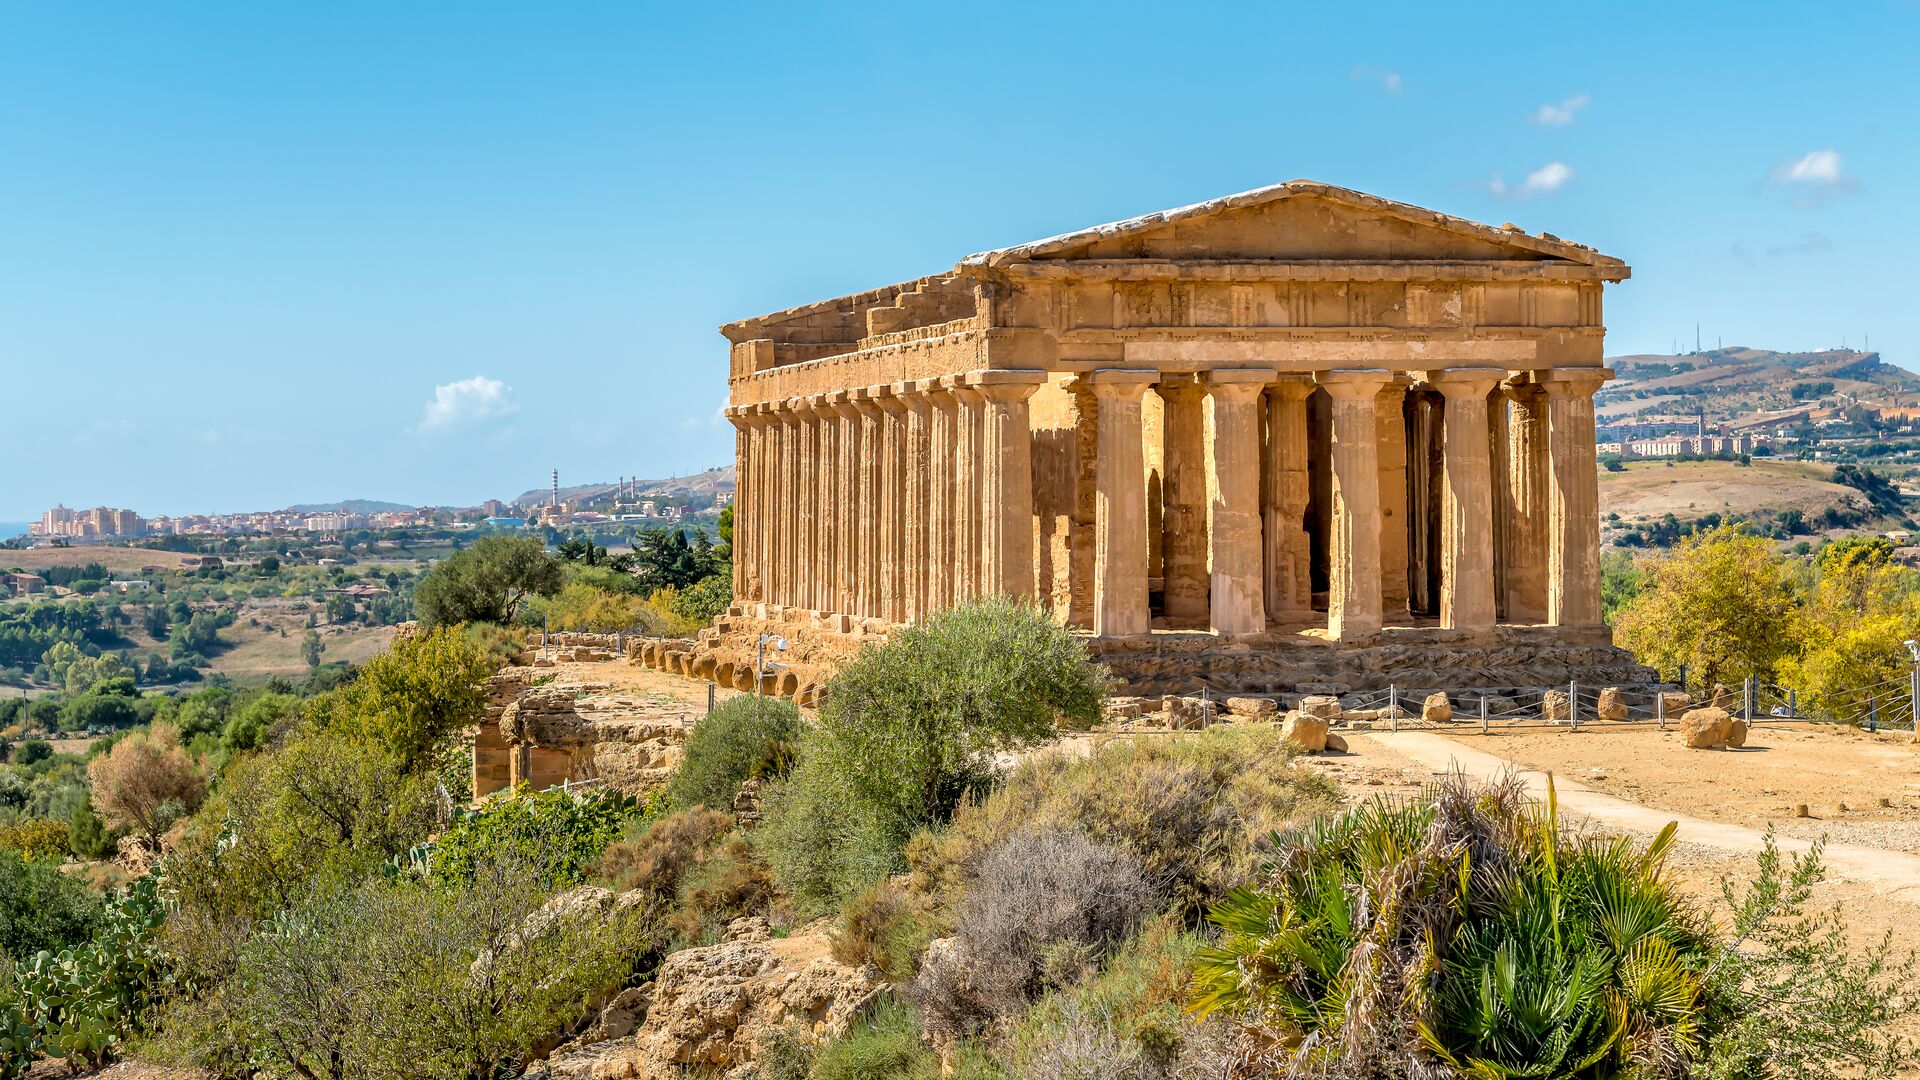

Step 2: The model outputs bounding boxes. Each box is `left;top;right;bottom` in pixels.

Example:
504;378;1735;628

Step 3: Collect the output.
1350;65;1403;94
416;375;517;432
1530;93;1590;126
1772;149;1846;185
1487;161;1575;200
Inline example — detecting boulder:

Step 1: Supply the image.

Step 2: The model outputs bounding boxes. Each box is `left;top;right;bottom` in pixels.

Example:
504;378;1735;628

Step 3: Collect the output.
1657;690;1690;718
1299;695;1344;722
1281;712;1330;752
1707;683;1735;711
1323;733;1349;753
1680;707;1734;749
1225;696;1277;720
1421;692;1452;724
1726;718;1750;748
1542;689;1571;724
1167;696;1212;730
1596;687;1628;722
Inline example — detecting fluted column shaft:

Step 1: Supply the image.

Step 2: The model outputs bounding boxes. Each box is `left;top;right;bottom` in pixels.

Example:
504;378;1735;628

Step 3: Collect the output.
1264;379;1313;620
729;410;751;602
976;372;1044;600
794;398;818;612
1433;369;1504;631
1317;370;1392;641
1159;376;1209;621
902;386;933;623
951;386;984;601
853;394;884;619
778;402;800;608
1545;369;1609;627
928;382;957;615
756;405;777;608
1205;370;1270;635
1088;371;1155;636
877;392;908;622
829;394;860;617
1504;383;1550;623
812;394;837;614
1376;380;1410;616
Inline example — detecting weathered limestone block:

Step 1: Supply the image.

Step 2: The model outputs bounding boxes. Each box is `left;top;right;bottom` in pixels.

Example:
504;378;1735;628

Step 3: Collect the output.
1324;733;1349;753
1281;712;1329;752
1225;696;1277;720
1657;690;1690;717
1542;689;1571;724
1422;692;1452;724
1299;695;1344;721
1167;696;1212;730
1680;707;1733;749
1726;718;1750;748
1596;686;1628;722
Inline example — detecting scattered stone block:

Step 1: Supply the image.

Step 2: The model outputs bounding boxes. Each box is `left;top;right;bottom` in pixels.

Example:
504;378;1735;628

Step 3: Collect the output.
1167;696;1211;730
1542;689;1571;724
1324;733;1349;753
1657;690;1690;718
1422;692;1452;723
1299;695;1343;721
1726;718;1749;748
1225;696;1277;720
1281;712;1330;752
1680;706;1733;749
1596;687;1628;722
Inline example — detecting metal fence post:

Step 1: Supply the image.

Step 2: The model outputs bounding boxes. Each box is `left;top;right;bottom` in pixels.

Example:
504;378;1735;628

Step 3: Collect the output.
1788;688;1797;719
1389;683;1398;732
1743;676;1754;724
1910;666;1919;743
1656;690;1665;730
1678;663;1689;695
1569;680;1579;731
1869;696;1879;732
1480;695;1489;734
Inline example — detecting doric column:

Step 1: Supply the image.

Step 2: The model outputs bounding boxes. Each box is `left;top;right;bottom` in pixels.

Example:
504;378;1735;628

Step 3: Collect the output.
1488;389;1512;622
902;384;933;623
728;409;752;602
973;370;1045;600
951;385;984;601
1503;380;1550;623
875;388;908;623
793;396;818;613
1431;368;1505;631
1263;377;1313;621
928;380;958;616
852;391;884;619
812;393;838;615
1087;370;1156;636
1375;379;1410;616
1158;375;1209;621
1315;369;1392;641
754;404;777;608
1543;369;1610;627
1204;369;1271;635
829;392;861;617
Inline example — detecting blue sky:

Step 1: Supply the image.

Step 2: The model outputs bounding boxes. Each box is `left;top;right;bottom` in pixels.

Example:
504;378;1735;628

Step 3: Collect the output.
4;2;1916;519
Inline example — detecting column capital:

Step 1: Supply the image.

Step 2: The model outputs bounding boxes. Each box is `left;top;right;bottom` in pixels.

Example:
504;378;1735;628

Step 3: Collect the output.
1268;374;1315;401
1314;368;1393;399
969;369;1046;402
1429;367;1508;398
1084;368;1157;402
1539;367;1612;396
850;386;886;415
1204;368;1274;402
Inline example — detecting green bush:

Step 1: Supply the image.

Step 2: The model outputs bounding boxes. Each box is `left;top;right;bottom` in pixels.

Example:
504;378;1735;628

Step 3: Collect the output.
430;786;644;889
0;849;104;959
10;877;164;1071
1191;776;1917;1079
761;597;1105;913
667;694;800;811
808;996;942;1080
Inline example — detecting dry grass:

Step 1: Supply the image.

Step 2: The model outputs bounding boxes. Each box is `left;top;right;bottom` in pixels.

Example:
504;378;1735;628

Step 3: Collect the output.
1600;458;1859;524
0;546;193;574
207;621;395;684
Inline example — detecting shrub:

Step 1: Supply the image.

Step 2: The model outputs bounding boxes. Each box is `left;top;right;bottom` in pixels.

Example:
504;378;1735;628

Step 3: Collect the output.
808;996;943;1080
429;786;644;889
762;597;1105;912
664;831;780;946
0;817;69;861
11;877;165;1070
590;807;734;899
85;722;204;847
914;831;1152;1043
0;849;104;958
314;624;496;770
667;573;732;626
921;726;1338;917
589;809;781;947
1004;919;1205;1080
415;535;562;628
667;694;800;811
833;879;943;983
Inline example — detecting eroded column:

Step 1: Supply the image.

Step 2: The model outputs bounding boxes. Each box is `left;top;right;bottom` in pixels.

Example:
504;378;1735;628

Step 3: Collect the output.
1376;379;1410;618
876;389;908;623
852;392;884;619
1205;369;1270;635
829;393;861;618
755;404;777;609
1503;381;1550;623
794;397;818;612
1088;370;1155;636
902;384;933;623
951;385;984;601
779;400;801;609
1263;378;1313;621
974;370;1045;600
1316;369;1392;641
1544;369;1609;627
1159;375;1209;622
928;380;957;615
1432;368;1504;631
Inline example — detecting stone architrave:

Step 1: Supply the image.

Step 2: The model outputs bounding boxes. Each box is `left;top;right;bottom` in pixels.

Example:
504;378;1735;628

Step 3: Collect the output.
901;385;933;622
1087;370;1156;637
1544;369;1610;627
875;390;909;623
1504;381;1550;623
1316;369;1392;641
1158;375;1209;621
851;392;885;620
1263;378;1313;620
927;380;957;615
973;370;1045;600
1431;368;1504;631
1204;369;1272;635
1375;379;1410;615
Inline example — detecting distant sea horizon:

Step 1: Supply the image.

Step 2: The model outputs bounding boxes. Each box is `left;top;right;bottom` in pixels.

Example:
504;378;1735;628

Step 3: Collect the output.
0;522;30;542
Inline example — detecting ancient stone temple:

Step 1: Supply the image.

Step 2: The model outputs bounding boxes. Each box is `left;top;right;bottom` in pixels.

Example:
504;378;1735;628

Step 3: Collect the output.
689;181;1649;699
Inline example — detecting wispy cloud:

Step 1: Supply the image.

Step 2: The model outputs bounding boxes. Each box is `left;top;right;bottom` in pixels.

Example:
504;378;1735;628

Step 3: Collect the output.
1530;93;1590;126
1766;231;1833;256
416;375;518;433
1350;65;1402;94
1768;149;1854;205
1487;161;1575;200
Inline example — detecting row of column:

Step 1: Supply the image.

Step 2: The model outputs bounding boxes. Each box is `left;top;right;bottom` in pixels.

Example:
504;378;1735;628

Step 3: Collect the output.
726;370;1046;624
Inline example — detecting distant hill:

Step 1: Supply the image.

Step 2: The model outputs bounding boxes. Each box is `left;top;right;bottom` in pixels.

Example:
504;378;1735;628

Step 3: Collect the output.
1601;347;1920;423
287;499;416;514
510;465;735;508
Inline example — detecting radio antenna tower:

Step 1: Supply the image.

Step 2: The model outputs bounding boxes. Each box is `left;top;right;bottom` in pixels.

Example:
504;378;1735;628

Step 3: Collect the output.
551;469;559;506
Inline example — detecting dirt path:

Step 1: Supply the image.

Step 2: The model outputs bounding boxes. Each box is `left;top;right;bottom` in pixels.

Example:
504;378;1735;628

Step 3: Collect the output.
1355;729;1920;903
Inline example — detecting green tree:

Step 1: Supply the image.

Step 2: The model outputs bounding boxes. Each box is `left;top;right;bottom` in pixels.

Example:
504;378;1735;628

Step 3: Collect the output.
415;535;562;627
301;629;324;669
1614;524;1803;686
315;625;494;770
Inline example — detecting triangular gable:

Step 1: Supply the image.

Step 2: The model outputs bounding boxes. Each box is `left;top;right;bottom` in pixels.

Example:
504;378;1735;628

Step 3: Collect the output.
960;180;1625;270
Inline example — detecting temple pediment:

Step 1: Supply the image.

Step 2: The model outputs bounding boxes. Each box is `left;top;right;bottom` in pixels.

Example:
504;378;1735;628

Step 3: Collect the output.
962;180;1626;275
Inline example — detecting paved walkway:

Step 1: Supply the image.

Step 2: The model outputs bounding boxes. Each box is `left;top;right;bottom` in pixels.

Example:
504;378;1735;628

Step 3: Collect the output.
1356;730;1920;903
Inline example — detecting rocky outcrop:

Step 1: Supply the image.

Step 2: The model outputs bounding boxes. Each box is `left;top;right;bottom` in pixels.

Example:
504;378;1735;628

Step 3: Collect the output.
549;920;881;1079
